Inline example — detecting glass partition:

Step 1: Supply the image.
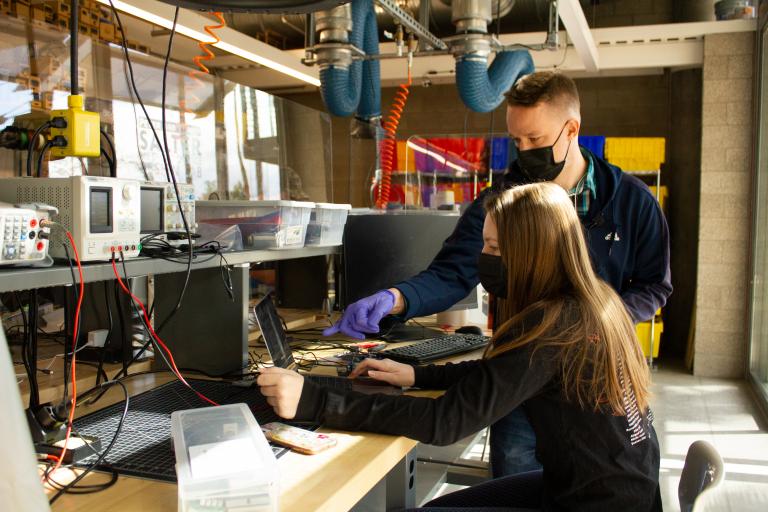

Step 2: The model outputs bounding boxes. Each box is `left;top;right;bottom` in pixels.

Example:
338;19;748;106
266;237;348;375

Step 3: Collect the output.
0;15;333;203
399;133;514;208
749;18;768;407
345;132;514;210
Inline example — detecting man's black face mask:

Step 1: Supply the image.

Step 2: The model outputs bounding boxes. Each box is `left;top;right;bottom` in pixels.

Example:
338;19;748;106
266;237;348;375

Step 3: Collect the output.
516;122;572;182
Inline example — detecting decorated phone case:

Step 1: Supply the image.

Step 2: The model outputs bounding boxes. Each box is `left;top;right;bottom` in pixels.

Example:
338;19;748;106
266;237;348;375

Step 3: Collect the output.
261;422;337;455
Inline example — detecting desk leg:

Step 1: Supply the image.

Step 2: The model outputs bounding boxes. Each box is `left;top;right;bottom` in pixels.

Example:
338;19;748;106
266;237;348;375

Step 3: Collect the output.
386;447;417;511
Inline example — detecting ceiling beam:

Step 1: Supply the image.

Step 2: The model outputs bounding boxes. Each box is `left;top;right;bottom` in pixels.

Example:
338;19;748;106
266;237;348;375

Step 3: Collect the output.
335;19;756;87
557;0;600;72
95;0;319;86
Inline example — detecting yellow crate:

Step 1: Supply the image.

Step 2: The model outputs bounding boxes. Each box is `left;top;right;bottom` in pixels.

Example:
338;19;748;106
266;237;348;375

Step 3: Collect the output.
648;185;668;212
636;319;663;358
396;140;415;171
605;137;666;171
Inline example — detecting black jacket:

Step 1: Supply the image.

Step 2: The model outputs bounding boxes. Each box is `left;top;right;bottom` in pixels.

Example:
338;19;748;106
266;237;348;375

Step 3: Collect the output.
394;148;672;323
295;310;661;511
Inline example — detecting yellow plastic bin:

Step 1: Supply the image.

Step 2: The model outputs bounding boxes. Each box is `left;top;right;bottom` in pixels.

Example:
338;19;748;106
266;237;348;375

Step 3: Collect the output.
636;320;663;358
604;137;666;171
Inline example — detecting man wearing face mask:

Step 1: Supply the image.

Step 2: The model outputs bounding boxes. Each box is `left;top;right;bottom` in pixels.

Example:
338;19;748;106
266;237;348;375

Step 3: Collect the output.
324;71;671;477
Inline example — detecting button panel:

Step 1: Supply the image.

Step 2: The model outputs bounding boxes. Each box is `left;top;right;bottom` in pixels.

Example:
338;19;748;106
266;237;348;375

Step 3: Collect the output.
0;209;48;265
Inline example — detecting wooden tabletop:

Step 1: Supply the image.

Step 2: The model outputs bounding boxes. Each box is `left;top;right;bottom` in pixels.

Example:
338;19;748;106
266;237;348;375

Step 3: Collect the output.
40;316;486;511
45;371;420;512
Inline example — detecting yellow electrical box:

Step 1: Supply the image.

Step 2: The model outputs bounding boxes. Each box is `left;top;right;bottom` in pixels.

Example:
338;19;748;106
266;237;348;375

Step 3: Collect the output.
50;94;100;158
636;319;663;358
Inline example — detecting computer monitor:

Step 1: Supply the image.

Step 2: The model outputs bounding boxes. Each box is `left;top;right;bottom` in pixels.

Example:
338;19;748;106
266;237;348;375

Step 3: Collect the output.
340;210;478;339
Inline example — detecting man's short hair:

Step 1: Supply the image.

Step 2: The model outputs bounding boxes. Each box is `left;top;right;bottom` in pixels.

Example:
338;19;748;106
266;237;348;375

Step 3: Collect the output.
505;71;580;117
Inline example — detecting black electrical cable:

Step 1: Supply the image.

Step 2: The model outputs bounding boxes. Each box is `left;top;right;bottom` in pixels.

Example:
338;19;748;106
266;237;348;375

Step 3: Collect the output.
60;243;80;403
120;56;150;181
35;141;53;177
102;236;231;384
43;464;118;495
81;280;130;406
28;290;40;409
100;129;116;163
93;281;113;389
108;1;171;181
113;279;129;376
26;121;51;177
48;379;129;504
13;291;34;406
100;148;116;178
44;425;119;493
118;253;176;373
156;6;194;335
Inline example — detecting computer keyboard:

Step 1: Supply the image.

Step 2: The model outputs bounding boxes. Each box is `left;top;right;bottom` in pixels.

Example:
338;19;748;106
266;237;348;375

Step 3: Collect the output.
381;333;489;365
307;374;354;391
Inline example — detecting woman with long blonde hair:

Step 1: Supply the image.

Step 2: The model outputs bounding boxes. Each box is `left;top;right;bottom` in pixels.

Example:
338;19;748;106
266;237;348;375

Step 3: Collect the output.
259;183;661;511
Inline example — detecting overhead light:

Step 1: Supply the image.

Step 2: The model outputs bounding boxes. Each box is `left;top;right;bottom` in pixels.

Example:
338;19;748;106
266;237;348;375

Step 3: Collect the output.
95;0;321;87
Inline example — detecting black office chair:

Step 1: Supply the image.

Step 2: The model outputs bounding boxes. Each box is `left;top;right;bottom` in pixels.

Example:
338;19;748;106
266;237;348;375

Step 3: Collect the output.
678;440;725;512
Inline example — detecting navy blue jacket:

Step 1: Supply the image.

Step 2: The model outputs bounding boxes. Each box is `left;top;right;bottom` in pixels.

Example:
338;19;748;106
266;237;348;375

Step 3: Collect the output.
394;147;672;323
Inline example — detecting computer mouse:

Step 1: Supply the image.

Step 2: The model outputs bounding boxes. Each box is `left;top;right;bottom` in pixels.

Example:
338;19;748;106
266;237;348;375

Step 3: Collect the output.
455;325;484;336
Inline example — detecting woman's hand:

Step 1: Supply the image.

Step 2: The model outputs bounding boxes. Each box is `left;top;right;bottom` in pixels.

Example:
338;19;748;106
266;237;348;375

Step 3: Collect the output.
349;358;415;387
257;367;304;419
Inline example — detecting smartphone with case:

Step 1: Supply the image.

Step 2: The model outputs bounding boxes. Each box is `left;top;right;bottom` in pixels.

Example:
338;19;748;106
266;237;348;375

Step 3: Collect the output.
261;422;337;455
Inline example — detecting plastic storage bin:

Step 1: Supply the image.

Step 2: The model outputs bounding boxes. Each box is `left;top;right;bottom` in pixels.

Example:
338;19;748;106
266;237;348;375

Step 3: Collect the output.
196;200;314;250
604;137;666;171
305;203;351;246
171;403;279;512
578;135;606;159
636;320;663;358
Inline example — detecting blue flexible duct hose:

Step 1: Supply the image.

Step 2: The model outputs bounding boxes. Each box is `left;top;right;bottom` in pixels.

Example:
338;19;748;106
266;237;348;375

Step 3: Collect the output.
358;4;381;120
319;0;380;120
456;50;534;113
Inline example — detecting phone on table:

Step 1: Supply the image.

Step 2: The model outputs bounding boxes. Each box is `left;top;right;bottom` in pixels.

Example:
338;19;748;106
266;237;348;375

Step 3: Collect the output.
261;423;337;455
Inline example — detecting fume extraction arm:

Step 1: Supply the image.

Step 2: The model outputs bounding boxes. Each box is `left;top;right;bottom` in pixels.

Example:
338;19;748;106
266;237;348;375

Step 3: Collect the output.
308;0;540;116
161;0;556;115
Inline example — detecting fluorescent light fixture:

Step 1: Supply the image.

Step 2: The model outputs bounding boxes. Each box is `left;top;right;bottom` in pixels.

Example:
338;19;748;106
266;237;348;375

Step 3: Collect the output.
96;0;321;87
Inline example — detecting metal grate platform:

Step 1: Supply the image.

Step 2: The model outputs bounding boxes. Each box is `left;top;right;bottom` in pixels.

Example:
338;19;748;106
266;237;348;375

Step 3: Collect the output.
73;379;307;482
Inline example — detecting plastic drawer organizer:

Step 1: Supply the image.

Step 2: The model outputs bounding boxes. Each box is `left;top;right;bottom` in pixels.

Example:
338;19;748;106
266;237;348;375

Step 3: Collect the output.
196;200;314;250
171;404;279;512
305;203;351;246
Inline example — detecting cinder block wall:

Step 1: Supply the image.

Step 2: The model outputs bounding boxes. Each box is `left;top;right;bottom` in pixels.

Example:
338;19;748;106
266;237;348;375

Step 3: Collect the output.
694;31;756;377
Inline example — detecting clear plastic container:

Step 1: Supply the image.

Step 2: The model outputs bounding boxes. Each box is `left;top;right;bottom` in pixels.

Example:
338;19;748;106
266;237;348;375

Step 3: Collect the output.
305;203;351;246
196;200;314;250
171;404;279;512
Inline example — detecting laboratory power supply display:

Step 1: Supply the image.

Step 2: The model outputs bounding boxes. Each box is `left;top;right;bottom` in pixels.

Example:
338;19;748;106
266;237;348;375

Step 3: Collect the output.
0;202;55;266
0;177;141;261
140;182;198;244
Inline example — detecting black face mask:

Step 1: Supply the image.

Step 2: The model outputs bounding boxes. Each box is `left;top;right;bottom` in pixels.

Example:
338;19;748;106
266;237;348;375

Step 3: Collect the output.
517;123;573;182
478;253;507;299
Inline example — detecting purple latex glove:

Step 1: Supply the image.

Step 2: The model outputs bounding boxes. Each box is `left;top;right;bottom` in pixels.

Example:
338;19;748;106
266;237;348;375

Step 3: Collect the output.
323;290;396;340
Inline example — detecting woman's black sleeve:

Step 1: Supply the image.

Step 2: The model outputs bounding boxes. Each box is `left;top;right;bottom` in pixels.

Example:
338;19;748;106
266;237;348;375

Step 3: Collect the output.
294;343;559;446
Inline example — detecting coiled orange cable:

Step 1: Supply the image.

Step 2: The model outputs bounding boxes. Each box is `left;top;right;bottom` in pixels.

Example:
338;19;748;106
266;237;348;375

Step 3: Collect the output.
376;68;412;209
187;12;226;109
191;12;226;76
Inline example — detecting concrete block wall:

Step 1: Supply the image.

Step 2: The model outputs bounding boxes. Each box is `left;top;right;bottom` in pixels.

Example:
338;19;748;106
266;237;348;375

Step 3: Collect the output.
694;31;756;378
589;0;673;28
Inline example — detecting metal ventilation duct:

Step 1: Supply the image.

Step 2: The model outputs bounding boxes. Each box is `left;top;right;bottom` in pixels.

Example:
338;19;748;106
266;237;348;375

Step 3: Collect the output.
160;0;351;13
222;0;519;49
